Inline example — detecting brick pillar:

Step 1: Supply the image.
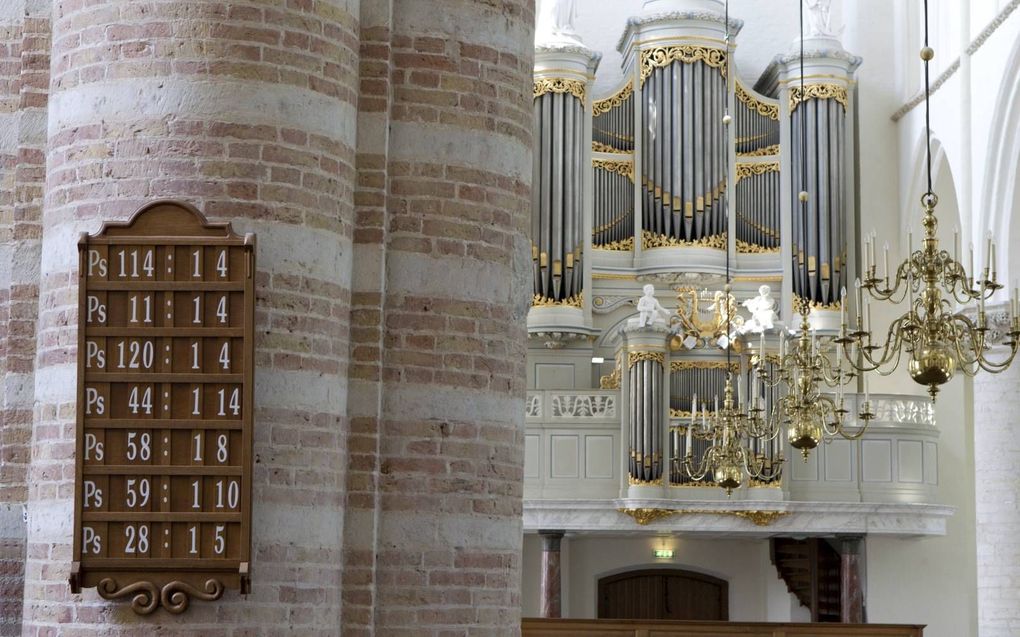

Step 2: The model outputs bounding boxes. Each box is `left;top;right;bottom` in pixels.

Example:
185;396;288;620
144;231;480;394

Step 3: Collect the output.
0;2;49;635
21;1;358;633
975;328;1020;637
539;531;564;619
838;535;865;623
357;0;534;634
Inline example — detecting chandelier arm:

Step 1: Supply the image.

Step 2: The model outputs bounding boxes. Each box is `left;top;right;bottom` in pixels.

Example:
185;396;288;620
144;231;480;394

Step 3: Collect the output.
849;315;910;373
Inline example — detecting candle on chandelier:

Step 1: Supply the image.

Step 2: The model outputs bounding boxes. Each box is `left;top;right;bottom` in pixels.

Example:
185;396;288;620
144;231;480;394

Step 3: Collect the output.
985;231;993;277
855;277;863;323
969;244;975;289
840;286;848;329
883;242;890;284
691;392;698;425
991;239;997;281
953;226;960;265
686;423;693;452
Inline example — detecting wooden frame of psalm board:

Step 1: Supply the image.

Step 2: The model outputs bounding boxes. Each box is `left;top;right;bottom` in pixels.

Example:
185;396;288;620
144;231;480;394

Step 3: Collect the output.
70;200;255;614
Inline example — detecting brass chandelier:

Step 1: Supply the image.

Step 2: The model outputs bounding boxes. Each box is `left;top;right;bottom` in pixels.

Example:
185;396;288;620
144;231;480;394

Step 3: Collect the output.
757;299;873;460
678;366;783;496
743;0;872;461
675;0;784;496
840;0;1020;399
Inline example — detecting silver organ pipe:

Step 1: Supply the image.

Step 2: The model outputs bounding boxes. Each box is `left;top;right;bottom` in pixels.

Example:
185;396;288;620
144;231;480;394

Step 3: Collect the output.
592;81;634;153
791;85;848;307
629;354;664;484
637;46;728;246
532;80;587;304
735;162;781;252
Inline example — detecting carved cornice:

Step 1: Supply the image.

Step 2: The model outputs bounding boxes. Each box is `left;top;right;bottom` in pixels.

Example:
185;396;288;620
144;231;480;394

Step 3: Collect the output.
736;83;779;120
640;45;727;85
735;161;780;183
593;81;633;116
593;158;634;181
534;77;586;103
616;12;744;53
790;83;848;111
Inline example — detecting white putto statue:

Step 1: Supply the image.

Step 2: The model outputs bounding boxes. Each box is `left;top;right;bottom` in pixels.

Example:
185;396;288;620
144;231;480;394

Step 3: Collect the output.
740;285;777;333
536;0;582;45
636;284;670;327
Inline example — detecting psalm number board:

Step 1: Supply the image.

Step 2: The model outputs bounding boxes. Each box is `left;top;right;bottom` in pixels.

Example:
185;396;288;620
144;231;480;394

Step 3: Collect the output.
70;200;255;615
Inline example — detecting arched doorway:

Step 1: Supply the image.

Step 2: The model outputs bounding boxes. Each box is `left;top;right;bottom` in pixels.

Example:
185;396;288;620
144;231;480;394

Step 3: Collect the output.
597;568;729;620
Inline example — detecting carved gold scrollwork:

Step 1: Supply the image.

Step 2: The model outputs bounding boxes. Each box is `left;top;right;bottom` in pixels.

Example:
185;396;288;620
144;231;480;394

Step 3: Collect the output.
593;237;635;251
789;83;848;111
735;161;780;183
600;354;622;389
619;508;678;525
532;293;583;308
736;239;781;254
628;351;665;368
732;510;789;526
642;230;727;251
670;360;739;372
794;295;843;311
619;508;789;527
592;158;634;182
592;141;629;154
640;45;727;85
735;83;779;120
96;578;225;615
593;81;633;116
534;77;586;103
738;144;781;157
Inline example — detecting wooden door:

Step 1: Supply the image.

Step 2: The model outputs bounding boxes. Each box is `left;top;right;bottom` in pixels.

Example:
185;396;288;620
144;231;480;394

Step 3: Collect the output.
597;568;728;621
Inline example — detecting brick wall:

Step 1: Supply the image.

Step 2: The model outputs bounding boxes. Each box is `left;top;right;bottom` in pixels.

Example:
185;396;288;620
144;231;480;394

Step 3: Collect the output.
7;0;535;633
20;1;359;634
974;335;1020;637
0;2;49;634
368;1;534;634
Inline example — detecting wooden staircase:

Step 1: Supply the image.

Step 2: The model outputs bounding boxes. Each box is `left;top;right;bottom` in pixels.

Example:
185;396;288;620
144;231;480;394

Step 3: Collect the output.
770;538;842;622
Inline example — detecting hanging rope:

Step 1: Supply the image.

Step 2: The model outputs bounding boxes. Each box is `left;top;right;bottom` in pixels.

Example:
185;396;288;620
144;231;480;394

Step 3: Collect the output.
923;0;933;197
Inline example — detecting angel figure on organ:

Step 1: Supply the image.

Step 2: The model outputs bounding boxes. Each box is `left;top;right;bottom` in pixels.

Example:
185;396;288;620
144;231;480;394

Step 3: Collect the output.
740;285;778;334
637;284;670;327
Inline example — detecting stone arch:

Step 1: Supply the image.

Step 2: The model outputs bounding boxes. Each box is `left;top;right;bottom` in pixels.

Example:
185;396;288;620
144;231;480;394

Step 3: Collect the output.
902;132;962;260
981;33;1020;288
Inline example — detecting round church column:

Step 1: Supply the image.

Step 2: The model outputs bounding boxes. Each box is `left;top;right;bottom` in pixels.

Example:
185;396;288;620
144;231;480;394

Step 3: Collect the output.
373;0;533;633
22;1;357;632
974;312;1020;637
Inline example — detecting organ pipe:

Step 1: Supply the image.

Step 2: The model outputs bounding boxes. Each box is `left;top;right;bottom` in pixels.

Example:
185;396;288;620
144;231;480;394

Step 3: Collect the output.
639;49;728;247
790;85;848;308
532;79;587;306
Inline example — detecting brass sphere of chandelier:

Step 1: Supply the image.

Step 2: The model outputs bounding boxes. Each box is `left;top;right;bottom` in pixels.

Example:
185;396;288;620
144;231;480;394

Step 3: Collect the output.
757;299;874;460
840;0;1020;399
